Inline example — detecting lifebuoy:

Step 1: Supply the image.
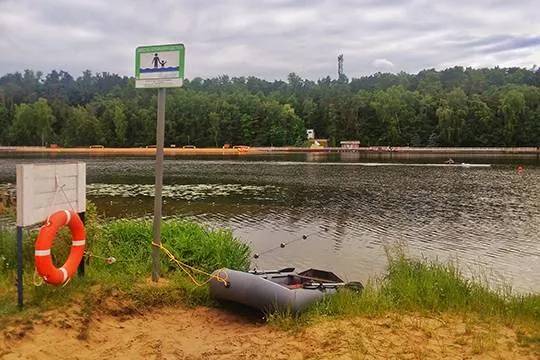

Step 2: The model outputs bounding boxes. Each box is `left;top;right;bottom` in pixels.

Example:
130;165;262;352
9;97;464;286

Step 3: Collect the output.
35;210;86;286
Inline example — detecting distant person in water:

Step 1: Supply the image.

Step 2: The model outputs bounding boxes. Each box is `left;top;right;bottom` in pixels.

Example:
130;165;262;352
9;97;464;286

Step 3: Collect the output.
152;53;161;68
444;158;455;164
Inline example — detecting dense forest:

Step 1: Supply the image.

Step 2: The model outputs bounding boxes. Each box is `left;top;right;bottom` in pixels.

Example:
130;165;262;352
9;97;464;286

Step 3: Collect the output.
0;66;539;147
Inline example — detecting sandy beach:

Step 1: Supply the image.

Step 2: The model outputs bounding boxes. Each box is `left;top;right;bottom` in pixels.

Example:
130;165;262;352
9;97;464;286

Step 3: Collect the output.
1;146;539;157
1;302;538;360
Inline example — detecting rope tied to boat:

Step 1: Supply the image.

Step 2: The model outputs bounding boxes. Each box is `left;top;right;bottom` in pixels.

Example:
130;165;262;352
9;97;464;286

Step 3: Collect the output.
151;241;230;287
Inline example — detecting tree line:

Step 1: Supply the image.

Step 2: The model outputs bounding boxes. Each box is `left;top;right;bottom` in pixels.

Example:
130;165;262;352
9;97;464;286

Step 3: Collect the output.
0;66;539;147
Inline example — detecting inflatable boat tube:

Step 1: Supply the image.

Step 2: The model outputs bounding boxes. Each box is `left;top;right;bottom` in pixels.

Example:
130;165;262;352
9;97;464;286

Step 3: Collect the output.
209;268;343;313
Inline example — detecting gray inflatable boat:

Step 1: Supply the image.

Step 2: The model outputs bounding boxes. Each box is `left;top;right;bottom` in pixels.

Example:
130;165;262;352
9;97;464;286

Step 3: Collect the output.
209;267;349;313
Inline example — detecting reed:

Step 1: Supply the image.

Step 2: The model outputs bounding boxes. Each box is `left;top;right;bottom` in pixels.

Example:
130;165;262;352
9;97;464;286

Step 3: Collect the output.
273;245;540;331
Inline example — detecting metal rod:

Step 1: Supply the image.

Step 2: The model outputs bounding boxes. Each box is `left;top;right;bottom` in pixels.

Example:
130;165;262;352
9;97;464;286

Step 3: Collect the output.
249;267;295;275
78;212;86;277
303;282;347;288
16;226;23;309
152;87;166;282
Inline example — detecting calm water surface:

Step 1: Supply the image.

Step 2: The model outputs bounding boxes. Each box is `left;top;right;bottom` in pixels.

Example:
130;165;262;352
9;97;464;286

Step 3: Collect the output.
1;153;539;291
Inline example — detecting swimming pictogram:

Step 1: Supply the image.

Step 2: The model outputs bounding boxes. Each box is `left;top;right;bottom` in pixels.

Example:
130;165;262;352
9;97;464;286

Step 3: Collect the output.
152;53;161;68
140;50;181;74
135;43;184;88
150;54;169;68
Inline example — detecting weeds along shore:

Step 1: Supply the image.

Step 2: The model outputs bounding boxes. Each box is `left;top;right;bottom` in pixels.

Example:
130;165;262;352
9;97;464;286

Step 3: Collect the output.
0;204;538;338
0;203;250;321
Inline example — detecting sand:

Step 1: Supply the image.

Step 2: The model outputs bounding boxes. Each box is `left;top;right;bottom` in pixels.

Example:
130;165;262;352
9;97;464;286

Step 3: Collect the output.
2;146;538;157
0;146;260;156
1;304;538;360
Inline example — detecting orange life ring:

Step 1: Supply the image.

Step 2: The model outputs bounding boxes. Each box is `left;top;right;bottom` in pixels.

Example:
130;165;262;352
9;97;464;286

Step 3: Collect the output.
35;210;86;286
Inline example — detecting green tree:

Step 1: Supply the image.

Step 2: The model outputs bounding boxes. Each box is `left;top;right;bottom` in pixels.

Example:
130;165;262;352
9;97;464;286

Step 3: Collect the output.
208;111;220;147
62;106;104;146
499;89;525;145
436;88;468;145
370;86;418;145
417;70;443;95
0;103;10;143
9;98;55;146
460;95;495;146
93;98;127;146
1;67;539;148
111;102;127;146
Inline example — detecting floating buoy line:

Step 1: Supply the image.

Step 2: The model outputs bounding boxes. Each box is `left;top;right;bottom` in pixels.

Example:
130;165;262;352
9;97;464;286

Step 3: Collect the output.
253;225;329;260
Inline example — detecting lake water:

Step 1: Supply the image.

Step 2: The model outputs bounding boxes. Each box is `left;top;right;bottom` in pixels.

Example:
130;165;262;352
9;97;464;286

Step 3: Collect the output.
1;153;539;292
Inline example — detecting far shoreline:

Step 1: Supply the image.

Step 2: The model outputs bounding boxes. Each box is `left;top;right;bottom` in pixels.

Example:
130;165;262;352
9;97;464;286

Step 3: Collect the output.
0;145;539;157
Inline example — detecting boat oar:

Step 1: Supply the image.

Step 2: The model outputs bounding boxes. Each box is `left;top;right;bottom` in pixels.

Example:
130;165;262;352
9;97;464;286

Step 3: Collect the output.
303;281;364;292
249;267;295;275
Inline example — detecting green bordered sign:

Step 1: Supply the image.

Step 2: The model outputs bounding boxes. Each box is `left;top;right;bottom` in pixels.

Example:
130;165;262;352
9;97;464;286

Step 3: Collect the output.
135;43;185;88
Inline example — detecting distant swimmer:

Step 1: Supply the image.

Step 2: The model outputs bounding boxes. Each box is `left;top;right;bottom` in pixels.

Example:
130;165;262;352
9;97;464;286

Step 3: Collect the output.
444;158;455;164
152;53;161;68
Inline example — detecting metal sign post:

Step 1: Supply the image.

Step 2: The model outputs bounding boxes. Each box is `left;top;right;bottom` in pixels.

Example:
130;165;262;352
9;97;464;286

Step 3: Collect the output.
135;43;185;281
151;88;166;281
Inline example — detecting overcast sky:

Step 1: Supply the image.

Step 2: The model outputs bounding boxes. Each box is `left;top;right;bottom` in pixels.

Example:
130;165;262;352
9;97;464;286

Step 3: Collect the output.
0;0;539;80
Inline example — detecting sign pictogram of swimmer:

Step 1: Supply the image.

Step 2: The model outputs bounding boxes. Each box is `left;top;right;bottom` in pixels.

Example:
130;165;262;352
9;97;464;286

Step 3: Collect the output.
135;43;185;88
152;53;168;68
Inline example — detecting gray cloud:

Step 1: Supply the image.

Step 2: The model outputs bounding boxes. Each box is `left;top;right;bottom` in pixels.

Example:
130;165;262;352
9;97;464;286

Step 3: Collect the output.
0;0;538;80
481;36;540;54
373;58;395;69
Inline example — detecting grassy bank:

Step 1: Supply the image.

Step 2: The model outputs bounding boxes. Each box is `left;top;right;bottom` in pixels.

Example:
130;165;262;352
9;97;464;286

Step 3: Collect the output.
1;209;538;344
270;248;539;331
0;206;250;321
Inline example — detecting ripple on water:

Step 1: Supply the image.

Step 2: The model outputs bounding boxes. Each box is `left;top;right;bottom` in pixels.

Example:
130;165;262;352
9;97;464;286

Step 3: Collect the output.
1;155;539;292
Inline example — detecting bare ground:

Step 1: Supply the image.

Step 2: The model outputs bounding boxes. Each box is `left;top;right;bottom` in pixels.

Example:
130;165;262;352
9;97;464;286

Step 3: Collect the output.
1;304;538;360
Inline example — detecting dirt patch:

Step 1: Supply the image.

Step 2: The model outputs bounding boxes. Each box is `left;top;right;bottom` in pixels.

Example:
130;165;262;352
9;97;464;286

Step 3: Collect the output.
1;306;538;359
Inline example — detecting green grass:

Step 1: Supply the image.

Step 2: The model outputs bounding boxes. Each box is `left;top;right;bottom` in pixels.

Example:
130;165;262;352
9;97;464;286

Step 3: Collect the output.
0;203;250;324
93;218;250;277
270;246;540;331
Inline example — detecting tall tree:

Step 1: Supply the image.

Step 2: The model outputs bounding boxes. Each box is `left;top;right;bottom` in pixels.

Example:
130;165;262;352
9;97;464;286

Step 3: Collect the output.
0;103;10;143
436;88;468;145
9;99;55;146
500;89;526;145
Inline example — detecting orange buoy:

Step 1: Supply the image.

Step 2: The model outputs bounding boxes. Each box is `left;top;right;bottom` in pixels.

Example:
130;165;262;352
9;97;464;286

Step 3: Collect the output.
35;210;86;286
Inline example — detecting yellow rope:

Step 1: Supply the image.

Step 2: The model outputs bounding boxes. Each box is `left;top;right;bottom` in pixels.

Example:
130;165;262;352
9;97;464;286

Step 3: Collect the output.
151;242;229;287
33;269;44;287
